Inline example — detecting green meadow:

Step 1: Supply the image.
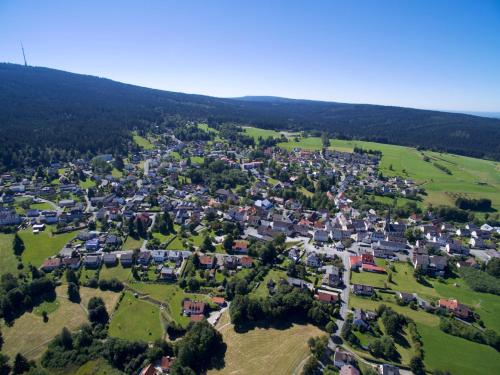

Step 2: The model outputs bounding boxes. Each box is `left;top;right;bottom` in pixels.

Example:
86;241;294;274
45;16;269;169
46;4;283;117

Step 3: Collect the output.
275;133;500;213
108;292;163;342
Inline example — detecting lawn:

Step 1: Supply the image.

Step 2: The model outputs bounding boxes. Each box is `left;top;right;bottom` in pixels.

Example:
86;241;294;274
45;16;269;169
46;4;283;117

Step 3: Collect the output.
417;323;500;375
253;269;288;298
166;236;185;250
0;233;18;275
127;282;210;327
122;235;144;250
351;261;439;299
100;264;132;283
132;132;154;150
1;286;120;360
208;312;325;375
79;178;96;189
70;358;124;375
30;202;54;211
191;156;204;164
275;131;500;213
108;292;163;342
33;299;60;316
19;227;77;267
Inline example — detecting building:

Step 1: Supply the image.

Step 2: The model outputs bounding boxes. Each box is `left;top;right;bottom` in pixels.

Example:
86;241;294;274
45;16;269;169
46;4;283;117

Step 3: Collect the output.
438;298;472;319
352;284;374;296
182;300;205;316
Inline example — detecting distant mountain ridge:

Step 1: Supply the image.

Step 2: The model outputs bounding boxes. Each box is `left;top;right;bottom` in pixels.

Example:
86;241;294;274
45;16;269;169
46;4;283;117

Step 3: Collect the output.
1;63;499;164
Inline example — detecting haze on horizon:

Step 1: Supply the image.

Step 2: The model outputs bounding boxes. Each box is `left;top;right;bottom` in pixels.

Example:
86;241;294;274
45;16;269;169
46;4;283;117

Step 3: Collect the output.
1;0;499;113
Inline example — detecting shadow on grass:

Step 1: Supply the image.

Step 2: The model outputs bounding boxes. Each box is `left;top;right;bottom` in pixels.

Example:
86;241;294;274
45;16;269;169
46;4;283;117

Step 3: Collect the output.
233;314;312;334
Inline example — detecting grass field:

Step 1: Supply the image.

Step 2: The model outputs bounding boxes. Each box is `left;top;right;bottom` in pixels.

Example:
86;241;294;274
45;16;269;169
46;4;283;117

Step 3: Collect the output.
100;264;132;282
1;286;120;360
350;260;500;333
349;291;500;374
108;292;163;342
132;132;154;150
122;235;144;250
417;322;500;375
79;178;96;189
127;282;210;327
0;233;18;275
253;269;288;298
19;227;77;268
275;132;500;213
70;358;124;375
351;261;439;299
208;312;324;375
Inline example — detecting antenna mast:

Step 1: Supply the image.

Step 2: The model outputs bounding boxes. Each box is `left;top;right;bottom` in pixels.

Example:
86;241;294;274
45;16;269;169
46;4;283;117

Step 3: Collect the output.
21;42;28;66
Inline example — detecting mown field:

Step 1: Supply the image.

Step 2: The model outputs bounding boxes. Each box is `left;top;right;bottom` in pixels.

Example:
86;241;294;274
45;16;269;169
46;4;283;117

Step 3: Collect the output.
274;133;500;214
208;312;324;375
108;291;163;342
0;233;17;275
1;286;120;360
18;226;77;268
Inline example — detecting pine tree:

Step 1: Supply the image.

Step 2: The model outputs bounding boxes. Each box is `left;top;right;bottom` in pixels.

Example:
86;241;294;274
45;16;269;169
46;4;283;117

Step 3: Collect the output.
12;353;30;375
12;233;25;256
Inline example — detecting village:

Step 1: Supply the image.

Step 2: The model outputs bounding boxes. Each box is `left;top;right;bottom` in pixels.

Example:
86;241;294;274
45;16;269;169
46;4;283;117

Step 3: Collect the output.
1;125;499;375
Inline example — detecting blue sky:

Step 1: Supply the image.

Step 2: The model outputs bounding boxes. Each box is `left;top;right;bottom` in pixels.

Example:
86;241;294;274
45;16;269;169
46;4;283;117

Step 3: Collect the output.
1;0;499;111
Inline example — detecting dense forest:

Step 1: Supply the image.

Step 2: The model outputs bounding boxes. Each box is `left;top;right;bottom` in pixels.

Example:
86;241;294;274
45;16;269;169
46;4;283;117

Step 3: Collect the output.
1;63;500;171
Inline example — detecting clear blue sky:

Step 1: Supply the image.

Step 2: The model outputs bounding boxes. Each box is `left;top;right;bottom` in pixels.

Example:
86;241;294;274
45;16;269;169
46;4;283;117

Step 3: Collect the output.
1;0;499;112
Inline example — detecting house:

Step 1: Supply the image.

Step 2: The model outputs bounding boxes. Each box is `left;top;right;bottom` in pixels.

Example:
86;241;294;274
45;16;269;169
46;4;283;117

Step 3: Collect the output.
334;348;354;368
438;298;472;319
315;290;339;304
139;364;156;375
352;284;374;296
120;252;134;267
287;277;309;289
159;267;176;280
41;258;62;272
352;309;369;330
446;242;469;256
340;365;360;375
159;356;174;374
62;257;81;270
199;255;215;269
322;265;341;287
232;240;249;254
396;292;415;303
152;250;167;263
138;251;152;266
372;240;405;257
85;238;100;251
103;253;117;266
378;364;400;375
239;256;253;268
469;237;485;249
288;247;300;262
211;296;226;307
306;252;321;268
313;229;330;242
182;299;205;316
361;262;386;273
84;255;101;269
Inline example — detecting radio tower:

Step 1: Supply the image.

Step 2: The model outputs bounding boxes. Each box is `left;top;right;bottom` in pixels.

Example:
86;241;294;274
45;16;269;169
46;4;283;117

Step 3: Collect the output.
21;42;28;66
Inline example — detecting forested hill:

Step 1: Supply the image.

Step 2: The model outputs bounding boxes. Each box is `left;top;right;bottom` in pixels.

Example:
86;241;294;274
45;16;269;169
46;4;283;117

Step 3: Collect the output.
1;63;500;170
